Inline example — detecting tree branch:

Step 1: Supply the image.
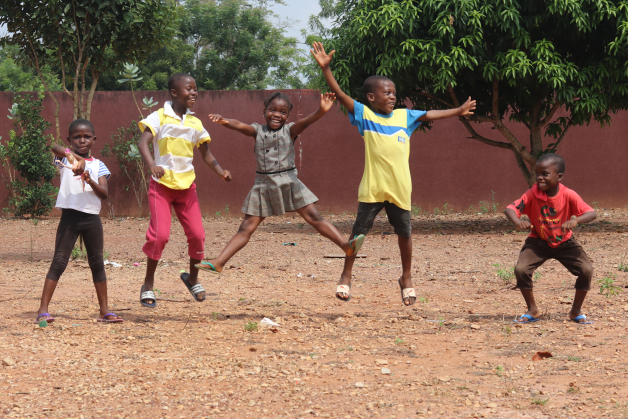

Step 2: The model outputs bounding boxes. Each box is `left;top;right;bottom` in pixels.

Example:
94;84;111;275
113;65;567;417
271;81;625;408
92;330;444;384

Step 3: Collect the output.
512;148;532;186
553;118;573;151
540;99;562;127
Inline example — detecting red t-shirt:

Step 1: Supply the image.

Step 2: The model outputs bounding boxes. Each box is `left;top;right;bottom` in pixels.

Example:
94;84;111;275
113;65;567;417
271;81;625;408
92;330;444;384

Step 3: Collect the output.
506;184;593;247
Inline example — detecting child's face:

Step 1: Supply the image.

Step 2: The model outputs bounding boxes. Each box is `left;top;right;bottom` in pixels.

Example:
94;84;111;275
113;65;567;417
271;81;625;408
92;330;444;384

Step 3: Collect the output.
367;79;396;114
67;124;96;157
535;159;563;193
170;76;198;109
264;98;290;130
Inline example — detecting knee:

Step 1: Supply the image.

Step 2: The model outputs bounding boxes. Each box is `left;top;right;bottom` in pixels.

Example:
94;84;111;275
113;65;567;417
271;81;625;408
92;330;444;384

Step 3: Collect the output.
581;262;593;279
186;230;205;245
514;263;527;278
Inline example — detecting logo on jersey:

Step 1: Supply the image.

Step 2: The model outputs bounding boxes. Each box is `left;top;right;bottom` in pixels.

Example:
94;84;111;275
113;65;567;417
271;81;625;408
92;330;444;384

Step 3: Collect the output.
397;136;406;144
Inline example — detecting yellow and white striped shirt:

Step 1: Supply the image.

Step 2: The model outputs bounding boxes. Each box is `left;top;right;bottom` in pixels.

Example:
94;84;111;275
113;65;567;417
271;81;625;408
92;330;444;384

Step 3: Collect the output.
139;101;211;190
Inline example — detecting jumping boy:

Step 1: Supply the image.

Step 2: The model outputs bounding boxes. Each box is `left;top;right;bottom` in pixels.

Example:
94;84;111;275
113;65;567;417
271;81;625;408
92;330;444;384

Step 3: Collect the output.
505;153;596;324
311;42;476;305
137;73;231;307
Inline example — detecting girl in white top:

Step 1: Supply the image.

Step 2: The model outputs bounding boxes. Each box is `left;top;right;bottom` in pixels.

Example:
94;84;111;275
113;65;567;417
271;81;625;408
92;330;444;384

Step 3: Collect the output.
35;119;123;324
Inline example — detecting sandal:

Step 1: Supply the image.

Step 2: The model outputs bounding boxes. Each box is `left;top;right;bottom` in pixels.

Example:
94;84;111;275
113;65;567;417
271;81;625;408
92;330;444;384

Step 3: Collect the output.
98;313;124;323
195;261;221;275
571;314;593;324
513;313;540;323
180;272;206;302
336;284;351;302
140;285;157;308
34;313;55;324
398;279;416;306
348;234;366;256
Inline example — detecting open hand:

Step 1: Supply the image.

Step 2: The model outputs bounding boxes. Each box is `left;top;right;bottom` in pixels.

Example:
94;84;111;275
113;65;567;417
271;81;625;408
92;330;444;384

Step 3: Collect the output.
459;97;476;116
310;42;335;68
319;93;336;112
561;218;578;232
208;114;229;125
151;165;165;179
221;170;232;182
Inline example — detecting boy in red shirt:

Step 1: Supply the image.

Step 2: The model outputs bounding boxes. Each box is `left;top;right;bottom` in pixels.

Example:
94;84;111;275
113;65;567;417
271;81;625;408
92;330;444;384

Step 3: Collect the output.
505;153;596;324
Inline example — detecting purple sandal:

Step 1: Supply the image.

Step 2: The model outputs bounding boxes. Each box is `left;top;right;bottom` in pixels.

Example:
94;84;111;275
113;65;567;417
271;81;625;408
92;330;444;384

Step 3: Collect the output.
34;313;55;324
97;313;124;323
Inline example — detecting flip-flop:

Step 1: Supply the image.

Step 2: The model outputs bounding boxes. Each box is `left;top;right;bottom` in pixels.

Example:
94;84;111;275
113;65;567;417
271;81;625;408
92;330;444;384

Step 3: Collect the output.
195;261;221;275
97;313;124;323
571;314;593;324
140;285;157;308
348;234;366;256
34;313;55;324
398;279;416;306
513;313;540;323
336;284;351;302
180;272;206;302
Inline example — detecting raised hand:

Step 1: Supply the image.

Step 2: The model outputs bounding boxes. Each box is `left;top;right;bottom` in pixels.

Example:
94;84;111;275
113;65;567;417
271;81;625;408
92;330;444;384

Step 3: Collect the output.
310;42;336;68
459;97;477;116
319;93;336;112
208;114;229;125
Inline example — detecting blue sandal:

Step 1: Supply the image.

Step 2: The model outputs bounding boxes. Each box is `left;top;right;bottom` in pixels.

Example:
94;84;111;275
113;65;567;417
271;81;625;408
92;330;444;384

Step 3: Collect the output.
571;314;593;324
513;313;540;323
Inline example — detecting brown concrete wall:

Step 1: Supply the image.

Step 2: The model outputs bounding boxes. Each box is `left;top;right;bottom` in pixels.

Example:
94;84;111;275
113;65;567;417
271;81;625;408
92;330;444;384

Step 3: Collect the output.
0;90;626;217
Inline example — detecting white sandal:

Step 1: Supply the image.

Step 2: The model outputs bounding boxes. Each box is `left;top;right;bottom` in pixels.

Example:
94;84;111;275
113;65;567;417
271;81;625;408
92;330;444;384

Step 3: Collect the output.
336;284;351;302
140;286;157;308
398;279;416;306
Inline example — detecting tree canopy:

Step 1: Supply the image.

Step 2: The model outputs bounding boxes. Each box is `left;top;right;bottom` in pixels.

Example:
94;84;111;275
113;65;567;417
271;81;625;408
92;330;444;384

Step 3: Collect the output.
315;0;628;186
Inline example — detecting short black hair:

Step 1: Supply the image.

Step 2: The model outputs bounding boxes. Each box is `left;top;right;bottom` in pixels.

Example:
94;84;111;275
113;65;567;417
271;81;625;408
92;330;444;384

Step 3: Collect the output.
363;75;393;96
263;92;293;112
537;153;565;174
167;73;193;92
69;119;94;135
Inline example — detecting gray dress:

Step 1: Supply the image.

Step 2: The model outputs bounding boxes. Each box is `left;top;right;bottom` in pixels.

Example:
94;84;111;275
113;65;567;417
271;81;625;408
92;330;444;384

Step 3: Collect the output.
241;122;318;217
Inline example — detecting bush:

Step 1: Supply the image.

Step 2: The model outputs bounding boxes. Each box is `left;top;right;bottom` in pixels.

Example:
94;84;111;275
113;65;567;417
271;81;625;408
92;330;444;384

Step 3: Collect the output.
0;93;57;217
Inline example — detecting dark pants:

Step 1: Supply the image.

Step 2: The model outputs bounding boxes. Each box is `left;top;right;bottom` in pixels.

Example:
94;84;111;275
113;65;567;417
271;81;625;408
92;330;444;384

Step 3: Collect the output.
350;201;412;238
514;237;592;291
47;209;106;283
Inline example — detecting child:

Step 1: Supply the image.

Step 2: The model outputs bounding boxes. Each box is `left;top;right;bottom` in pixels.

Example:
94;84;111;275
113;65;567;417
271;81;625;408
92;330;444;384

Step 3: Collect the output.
36;119;123;323
311;42;476;305
138;73;232;307
195;92;365;275
505;153;596;324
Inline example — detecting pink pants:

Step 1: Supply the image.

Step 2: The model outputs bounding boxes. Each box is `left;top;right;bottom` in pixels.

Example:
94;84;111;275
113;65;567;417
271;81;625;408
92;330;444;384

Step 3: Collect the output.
143;179;205;261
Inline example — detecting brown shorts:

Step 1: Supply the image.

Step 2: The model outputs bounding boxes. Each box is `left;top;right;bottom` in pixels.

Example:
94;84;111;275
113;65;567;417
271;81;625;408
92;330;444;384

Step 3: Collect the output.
514;236;593;291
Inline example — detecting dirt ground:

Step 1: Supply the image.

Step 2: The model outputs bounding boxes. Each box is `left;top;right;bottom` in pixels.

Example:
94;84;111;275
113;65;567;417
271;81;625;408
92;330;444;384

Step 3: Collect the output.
1;208;628;419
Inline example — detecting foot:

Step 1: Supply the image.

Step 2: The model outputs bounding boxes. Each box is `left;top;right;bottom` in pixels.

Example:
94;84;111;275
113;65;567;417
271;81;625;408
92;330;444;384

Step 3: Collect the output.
35;311;55;323
516;310;541;323
183;272;206;301
336;274;352;301
99;311;123;321
346;234;365;257
569;310;591;324
399;276;416;306
196;259;223;274
141;282;155;305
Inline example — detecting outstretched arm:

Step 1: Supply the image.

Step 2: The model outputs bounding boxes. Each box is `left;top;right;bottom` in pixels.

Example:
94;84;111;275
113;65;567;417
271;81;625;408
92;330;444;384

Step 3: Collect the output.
208;114;257;138
199;142;232;182
419;97;476;121
311;42;354;114
290;93;336;139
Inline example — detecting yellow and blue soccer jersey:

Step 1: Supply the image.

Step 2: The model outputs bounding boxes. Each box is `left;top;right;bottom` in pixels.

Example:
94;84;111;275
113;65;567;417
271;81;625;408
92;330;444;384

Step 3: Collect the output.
139;101;211;190
349;100;426;211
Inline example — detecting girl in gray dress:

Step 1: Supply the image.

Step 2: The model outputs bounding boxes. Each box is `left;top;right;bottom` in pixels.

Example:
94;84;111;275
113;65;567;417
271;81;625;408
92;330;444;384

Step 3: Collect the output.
196;92;365;280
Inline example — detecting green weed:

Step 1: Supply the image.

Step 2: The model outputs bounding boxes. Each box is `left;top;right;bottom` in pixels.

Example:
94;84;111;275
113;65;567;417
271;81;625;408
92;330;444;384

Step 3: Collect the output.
244;321;258;332
618;263;628;273
597;274;621;299
418;295;429;306
71;246;86;260
493;263;515;283
394;338;405;345
495;365;504;377
531;398;550;406
567;356;581;362
502;325;512;337
411;203;423;216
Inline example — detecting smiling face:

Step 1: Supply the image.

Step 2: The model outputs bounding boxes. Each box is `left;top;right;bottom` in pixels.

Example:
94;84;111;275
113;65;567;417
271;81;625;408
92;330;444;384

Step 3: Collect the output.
170;76;198;110
67;124;96;158
367;79;397;114
535;159;563;196
264;98;290;130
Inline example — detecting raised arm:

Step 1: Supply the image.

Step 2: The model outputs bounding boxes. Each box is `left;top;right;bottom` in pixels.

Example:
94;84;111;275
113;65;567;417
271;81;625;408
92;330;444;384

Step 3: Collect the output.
289;93;336;139
52;145;85;175
311;42;354;114
208;114;257;138
419;97;476;121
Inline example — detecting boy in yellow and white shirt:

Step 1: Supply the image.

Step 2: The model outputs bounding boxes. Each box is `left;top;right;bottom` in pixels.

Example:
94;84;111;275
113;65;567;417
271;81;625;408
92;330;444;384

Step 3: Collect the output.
312;42;476;306
137;73;232;307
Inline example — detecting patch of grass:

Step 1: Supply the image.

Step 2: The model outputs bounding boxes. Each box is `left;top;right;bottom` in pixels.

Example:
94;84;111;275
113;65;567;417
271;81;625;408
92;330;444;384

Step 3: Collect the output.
211;312;225;320
567;356;581;362
338;345;354;352
597;274;621;299
153;289;162;296
103;249;110;260
411;203;424;216
71;246;87;260
244;321;258;332
394;338;405;345
418;295;429;306
568;386;580;394
495;365;504;377
618;263;628;272
534;271;541;282
493;263;515;283
531;398;550;406
479;191;499;213
502;325;512;337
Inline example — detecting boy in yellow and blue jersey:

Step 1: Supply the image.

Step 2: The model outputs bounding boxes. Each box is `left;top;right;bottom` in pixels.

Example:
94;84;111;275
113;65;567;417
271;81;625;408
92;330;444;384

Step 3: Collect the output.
312;42;476;306
137;73;232;308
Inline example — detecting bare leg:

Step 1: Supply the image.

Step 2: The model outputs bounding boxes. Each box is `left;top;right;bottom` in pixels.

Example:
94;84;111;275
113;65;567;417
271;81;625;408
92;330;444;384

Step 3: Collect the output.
37;278;58;318
398;235;415;305
141;257;159;305
519;288;541;321
337;254;356;300
296;204;352;254
205;215;265;272
93;281;112;319
185;258;204;300
569;289;588;322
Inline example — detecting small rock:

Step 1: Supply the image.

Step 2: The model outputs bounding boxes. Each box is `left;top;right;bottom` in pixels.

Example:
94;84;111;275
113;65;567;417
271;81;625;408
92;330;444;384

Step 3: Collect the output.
470;324;481;330
375;359;388;365
298;313;307;318
355;382;365;388
381;367;391;375
487;402;497;408
438;376;450;383
2;357;15;367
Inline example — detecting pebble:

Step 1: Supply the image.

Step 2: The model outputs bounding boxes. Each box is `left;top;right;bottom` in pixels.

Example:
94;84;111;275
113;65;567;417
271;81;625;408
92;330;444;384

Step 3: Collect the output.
381;368;391;375
375;359;388;365
438;376;450;382
470;324;481;330
2;357;15;366
355;382;365;388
